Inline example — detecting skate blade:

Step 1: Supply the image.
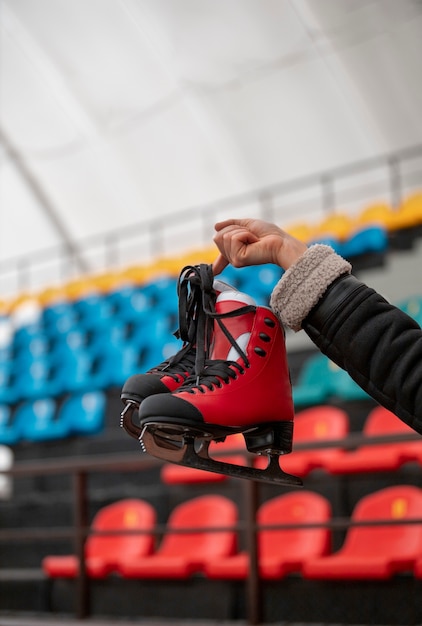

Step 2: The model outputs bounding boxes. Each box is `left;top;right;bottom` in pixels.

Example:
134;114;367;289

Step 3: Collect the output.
120;403;142;440
140;427;302;487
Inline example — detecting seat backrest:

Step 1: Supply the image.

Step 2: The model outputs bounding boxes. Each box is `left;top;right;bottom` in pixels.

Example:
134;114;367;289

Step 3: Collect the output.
87;499;156;560
159;495;237;559
258;491;331;559
363;406;415;437
342;485;422;558
292;406;349;443
61;391;106;436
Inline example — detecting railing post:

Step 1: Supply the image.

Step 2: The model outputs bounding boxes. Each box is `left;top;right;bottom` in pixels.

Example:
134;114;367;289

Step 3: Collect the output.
321;174;335;213
388;154;402;209
245;478;262;625
73;470;89;619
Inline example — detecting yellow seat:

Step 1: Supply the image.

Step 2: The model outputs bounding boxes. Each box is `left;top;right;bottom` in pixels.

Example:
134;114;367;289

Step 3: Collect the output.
396;192;422;229
313;213;355;241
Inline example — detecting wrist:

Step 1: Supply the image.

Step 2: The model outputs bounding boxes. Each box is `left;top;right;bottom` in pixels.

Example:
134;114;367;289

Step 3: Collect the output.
276;238;308;270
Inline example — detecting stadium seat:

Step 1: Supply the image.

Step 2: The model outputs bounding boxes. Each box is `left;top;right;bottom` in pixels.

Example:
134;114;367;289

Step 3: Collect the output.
0;362;19;405
396;192;422;229
395;294;422;327
60;391;106;436
313;212;355;242
292;354;333;407
303;485;422;580
0;405;20;445
326;406;421;474
255;405;349;476
13;356;64;400
118;495;238;579
357;202;401;232
17;398;69;442
42;499;156;578
160;433;248;484
204;491;331;580
339;225;388;259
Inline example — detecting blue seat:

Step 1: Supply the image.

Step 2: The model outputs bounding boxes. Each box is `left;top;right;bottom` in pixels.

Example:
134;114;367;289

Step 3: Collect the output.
73;293;115;329
293;354;332;408
396;295;422;327
339;225;388;259
0;360;20;405
61;391;106;436
13;356;64;400
18;398;69;442
42;301;78;336
0;405;20;445
106;286;150;322
56;348;113;394
293;353;370;407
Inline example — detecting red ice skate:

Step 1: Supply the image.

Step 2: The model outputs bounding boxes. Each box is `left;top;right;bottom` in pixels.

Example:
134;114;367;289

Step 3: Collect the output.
120;264;241;439
137;272;301;487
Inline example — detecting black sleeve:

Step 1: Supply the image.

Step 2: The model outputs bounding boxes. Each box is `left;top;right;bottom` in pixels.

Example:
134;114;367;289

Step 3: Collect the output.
302;274;422;434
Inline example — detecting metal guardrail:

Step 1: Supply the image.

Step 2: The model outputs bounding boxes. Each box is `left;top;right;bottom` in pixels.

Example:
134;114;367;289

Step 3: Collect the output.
1;430;422;623
1;144;421;298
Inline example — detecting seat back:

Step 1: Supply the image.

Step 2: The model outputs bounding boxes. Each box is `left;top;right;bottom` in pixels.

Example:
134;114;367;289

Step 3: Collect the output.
61;391;106;436
17;398;69;442
342;485;422;559
87;499;156;561
159;495;237;560
361;406;419;460
293;406;349;444
258;491;331;559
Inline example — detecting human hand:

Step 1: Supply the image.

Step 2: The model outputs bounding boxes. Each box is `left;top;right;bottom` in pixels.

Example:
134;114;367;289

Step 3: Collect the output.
212;218;307;275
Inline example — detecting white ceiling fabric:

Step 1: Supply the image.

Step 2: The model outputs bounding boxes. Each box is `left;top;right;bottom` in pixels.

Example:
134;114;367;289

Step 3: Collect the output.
0;0;421;293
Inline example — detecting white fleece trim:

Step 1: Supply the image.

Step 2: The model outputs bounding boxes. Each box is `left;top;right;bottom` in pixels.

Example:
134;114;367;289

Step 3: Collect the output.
270;244;352;332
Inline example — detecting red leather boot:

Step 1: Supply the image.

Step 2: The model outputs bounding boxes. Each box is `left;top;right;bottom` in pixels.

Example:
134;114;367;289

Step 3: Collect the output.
120;264;243;439
137;286;300;486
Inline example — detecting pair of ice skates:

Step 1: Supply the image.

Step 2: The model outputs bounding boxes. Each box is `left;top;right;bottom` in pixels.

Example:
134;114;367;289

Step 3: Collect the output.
120;264;302;487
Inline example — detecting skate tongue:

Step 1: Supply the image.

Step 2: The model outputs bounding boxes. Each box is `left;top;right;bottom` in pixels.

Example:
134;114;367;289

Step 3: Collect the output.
211;290;256;362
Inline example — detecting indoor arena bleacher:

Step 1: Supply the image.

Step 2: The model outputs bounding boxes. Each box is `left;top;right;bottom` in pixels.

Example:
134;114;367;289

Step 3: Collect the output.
1;178;422;625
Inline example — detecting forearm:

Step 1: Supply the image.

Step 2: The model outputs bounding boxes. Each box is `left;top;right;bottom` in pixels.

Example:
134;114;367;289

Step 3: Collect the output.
270;246;422;433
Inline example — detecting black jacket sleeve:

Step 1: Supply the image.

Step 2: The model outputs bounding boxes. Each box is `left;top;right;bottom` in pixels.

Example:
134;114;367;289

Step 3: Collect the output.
303;274;422;434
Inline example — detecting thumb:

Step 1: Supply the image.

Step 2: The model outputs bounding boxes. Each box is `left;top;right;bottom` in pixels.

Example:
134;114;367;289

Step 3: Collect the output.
212;253;229;276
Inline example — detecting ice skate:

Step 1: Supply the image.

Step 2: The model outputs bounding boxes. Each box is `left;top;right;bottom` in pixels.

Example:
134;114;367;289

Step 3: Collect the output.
120;264;240;440
136;269;302;487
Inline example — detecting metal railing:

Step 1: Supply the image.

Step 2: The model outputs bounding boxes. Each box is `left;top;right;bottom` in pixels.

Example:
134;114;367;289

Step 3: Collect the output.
1;144;421;299
1;429;422;623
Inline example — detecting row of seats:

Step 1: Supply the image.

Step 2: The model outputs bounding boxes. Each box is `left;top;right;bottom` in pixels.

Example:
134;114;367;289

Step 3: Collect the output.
0;391;106;445
159;405;421;485
42;485;422;581
285;192;422;247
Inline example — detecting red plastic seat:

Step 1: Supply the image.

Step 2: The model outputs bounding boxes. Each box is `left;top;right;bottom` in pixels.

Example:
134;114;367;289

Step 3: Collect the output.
204;491;331;580
42;499;156;578
160;433;248;484
254;406;349;476
118;495;238;579
326;406;421;474
303;485;422;580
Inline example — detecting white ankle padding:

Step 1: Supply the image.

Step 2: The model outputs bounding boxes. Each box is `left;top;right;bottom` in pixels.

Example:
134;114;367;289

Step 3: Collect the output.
227;332;251;361
216;290;256;306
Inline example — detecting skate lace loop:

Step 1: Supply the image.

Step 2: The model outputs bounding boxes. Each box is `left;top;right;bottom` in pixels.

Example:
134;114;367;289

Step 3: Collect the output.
178;359;245;393
175;263;256;392
148;344;196;382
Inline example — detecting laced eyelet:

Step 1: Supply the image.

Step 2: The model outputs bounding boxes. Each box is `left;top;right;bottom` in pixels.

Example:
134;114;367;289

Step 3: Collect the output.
254;347;267;357
259;332;271;342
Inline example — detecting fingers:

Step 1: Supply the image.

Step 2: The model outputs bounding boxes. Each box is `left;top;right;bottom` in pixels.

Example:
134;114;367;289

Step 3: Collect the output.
214;218;251;232
212;253;229;276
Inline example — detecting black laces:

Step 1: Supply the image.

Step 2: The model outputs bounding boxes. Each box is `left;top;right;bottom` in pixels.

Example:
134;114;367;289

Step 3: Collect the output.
174;264;256;393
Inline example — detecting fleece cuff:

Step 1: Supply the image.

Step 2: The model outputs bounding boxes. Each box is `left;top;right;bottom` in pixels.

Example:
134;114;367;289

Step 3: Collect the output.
270;244;352;332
